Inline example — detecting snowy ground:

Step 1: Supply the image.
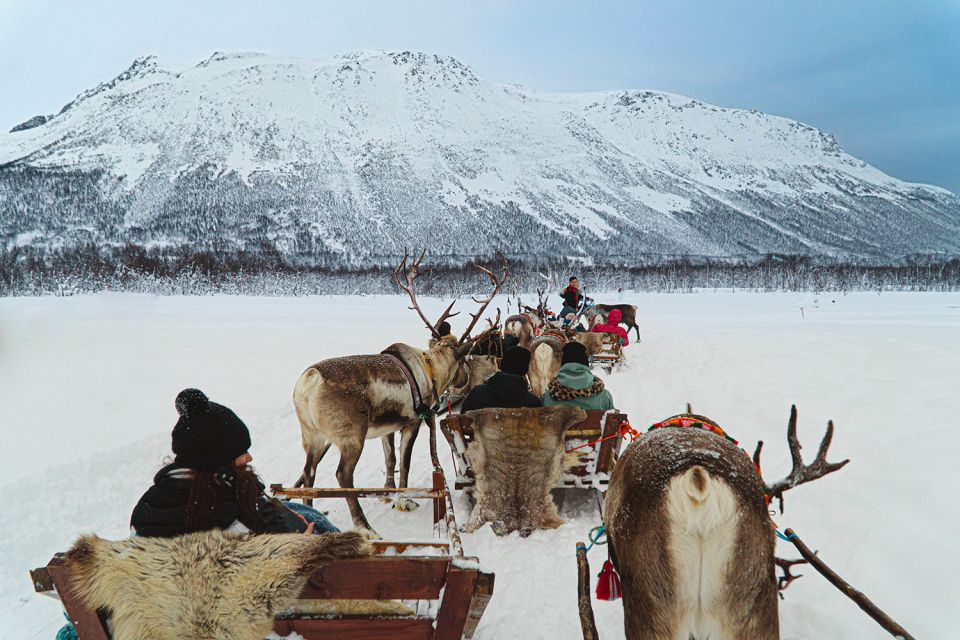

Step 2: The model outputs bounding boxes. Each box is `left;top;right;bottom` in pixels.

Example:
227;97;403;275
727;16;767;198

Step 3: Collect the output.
1;291;958;639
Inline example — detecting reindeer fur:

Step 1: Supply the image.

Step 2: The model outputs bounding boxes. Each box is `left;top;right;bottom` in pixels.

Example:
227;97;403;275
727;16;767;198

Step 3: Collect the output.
605;422;779;640
527;335;565;397
65;529;369;640
293;341;466;532
464;406;586;536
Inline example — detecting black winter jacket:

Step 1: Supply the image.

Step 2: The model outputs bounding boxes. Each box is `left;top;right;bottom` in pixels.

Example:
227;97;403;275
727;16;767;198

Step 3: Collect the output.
560;286;582;310
130;464;306;537
460;372;542;412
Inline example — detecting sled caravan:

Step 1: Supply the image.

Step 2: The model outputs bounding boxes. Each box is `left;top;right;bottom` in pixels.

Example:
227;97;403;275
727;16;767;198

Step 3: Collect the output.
31;252;915;640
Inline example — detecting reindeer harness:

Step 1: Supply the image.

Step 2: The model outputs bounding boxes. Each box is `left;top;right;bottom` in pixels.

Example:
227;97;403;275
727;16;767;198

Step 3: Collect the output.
381;350;433;419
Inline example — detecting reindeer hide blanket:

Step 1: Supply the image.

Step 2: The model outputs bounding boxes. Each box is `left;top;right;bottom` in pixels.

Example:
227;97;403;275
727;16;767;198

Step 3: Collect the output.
464;405;586;536
65;529;369;640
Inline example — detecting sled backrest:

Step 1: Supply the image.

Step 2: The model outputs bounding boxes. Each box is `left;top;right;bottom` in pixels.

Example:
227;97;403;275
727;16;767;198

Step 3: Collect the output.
32;544;494;640
440;409;628;489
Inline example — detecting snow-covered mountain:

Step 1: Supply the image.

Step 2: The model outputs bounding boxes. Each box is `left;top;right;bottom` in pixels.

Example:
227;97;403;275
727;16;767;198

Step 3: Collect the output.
2;50;958;264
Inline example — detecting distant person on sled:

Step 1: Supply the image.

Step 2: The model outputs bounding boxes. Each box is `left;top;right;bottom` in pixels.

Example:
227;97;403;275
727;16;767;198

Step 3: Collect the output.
130;388;339;537
559;276;583;318
591;308;629;346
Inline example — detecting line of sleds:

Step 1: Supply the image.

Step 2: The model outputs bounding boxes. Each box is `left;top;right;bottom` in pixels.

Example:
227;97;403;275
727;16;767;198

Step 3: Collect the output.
30;251;913;639
30;254;636;640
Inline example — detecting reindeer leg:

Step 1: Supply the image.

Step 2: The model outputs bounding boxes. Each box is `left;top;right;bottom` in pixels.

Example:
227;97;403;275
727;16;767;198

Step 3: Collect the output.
394;422;422;512
630;322;641;342
296;440;331;507
380;433;397;503
336;442;377;536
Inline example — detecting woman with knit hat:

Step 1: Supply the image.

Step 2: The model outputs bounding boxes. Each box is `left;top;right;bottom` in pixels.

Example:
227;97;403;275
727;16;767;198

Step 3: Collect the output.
130;388;338;537
543;342;615;411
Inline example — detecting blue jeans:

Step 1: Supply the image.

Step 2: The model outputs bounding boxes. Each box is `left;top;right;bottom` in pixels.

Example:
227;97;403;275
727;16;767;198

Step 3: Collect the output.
285;500;340;533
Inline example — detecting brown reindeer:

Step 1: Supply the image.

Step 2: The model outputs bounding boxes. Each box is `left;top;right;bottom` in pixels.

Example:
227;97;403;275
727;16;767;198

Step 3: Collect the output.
504;290;553;348
604;407;848;640
292;250;508;534
595;304;641;342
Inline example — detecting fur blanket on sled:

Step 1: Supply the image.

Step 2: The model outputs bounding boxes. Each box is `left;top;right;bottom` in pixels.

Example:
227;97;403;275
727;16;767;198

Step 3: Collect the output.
464;405;586;536
65;529;369;640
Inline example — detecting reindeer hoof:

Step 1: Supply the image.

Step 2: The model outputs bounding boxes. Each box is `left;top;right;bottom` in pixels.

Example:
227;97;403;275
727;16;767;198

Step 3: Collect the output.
392;498;419;512
379;495;394;504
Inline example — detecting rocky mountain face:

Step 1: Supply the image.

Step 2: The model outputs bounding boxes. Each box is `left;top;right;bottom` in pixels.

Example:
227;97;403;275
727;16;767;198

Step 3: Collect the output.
2;50;958;265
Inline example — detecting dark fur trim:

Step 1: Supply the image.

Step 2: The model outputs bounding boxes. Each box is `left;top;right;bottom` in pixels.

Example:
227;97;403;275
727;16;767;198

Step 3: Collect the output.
547;376;604;400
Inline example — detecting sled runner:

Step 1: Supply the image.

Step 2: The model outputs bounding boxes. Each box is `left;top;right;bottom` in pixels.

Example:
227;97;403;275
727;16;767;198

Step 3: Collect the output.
31;461;494;640
440;409;629;497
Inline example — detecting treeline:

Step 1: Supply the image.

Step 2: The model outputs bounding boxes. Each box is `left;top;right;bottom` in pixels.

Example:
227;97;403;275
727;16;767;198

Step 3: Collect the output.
2;243;958;297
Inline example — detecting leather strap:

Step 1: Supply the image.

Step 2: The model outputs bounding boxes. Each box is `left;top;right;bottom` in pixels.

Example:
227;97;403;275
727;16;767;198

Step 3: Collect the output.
382;351;430;417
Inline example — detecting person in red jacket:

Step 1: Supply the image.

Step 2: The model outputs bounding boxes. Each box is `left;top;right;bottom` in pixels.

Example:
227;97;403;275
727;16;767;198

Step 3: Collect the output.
591;308;630;346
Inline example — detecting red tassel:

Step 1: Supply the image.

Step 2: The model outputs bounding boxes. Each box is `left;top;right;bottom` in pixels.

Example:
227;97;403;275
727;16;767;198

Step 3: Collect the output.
595;559;622;601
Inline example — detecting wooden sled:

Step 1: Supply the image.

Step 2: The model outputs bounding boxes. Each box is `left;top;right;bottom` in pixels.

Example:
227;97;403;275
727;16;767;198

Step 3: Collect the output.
590;334;624;373
31;462;494;640
440;409;628;498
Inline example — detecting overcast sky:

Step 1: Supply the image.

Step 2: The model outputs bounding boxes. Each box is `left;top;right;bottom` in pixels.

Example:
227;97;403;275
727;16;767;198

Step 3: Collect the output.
1;0;958;193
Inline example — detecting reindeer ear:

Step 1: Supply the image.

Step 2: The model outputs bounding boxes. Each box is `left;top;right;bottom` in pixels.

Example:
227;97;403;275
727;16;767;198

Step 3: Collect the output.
454;342;474;359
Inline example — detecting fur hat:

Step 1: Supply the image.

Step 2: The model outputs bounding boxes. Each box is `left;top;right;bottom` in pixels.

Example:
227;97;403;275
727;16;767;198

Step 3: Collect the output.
561;342;590;366
500;346;532;376
172;389;252;472
437;321;452;337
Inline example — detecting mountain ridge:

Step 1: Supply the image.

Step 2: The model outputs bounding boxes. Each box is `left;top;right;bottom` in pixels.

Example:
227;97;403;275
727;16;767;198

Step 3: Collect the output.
2;50;958;265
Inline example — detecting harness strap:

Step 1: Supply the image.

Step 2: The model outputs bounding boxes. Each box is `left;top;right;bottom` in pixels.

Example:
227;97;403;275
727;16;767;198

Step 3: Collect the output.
382;351;431;418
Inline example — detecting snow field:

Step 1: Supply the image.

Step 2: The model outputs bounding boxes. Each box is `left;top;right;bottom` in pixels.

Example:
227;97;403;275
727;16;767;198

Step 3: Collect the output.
1;291;958;639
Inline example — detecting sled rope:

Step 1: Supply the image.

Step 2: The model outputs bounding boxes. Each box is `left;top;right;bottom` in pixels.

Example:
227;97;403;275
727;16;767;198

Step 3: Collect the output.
565;420;639;454
582;525;607;552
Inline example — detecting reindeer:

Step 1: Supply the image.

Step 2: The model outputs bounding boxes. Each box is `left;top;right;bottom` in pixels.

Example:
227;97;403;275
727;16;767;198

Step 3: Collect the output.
505;289;552;348
292;250;508;534
604;407;848;640
527;331;568;397
594;304;641;342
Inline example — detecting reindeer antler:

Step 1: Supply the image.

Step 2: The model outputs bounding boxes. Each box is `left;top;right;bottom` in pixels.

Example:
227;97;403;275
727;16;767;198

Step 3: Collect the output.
775;556;809;595
394;249;457;341
434;300;461;332
763;405;850;514
457;254;510;345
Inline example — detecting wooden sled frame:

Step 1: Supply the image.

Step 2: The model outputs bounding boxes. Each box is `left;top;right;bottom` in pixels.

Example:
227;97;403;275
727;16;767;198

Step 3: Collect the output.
31;438;494;640
589;334;624;372
440;409;628;495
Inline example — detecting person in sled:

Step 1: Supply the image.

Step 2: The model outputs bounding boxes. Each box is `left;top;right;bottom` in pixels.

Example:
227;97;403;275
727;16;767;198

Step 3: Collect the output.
591;308;630;346
130;388;339;537
543;342;615;411
460;346;541;412
559;276;583;318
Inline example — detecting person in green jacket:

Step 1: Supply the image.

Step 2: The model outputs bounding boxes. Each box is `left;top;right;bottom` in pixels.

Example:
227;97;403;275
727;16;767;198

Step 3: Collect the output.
543;342;615;411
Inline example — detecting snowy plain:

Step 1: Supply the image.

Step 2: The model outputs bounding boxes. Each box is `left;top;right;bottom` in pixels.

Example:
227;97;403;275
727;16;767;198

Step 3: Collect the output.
1;291;958;639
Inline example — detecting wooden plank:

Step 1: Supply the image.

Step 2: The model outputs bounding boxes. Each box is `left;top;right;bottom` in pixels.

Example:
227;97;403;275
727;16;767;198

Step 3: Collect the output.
273;616;434;640
271;486;442;499
369;541;451;555
432;469;447;526
46;558;111;640
300;557;451;600
596;412;625;475
433;566;480;640
461;570;495;639
30;565;54;593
